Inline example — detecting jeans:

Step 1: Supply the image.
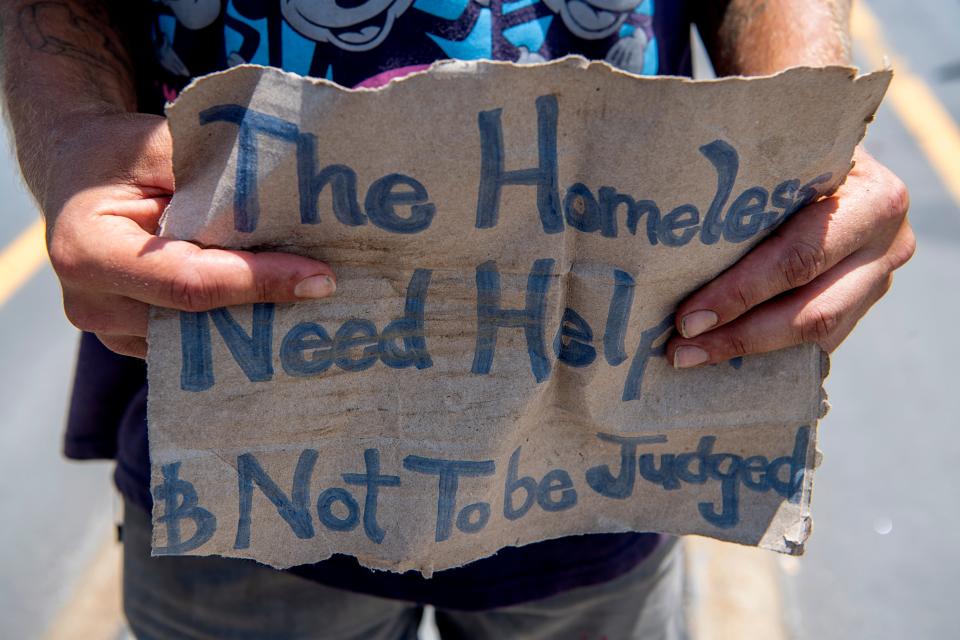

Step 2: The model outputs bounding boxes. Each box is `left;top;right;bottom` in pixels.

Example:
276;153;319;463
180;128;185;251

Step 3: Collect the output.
122;500;687;639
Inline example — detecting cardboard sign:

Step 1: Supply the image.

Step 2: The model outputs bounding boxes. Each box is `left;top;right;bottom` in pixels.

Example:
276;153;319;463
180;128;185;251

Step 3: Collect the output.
147;59;888;574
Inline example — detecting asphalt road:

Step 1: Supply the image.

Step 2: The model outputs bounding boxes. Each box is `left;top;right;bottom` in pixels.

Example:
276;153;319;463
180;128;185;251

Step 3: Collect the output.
785;1;960;638
0;1;957;638
0;139;114;639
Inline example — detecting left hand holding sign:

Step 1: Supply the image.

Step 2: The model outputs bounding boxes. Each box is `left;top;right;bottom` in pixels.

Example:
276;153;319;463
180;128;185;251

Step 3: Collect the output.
668;146;915;368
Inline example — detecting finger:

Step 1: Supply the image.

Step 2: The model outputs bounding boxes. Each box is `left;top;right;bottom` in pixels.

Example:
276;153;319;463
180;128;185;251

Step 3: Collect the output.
667;250;893;367
676;194;883;340
96;334;147;359
77;216;338;311
675;151;907;340
62;289;150;337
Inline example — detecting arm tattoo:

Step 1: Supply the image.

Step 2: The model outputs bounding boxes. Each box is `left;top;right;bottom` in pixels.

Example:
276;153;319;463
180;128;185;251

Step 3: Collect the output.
17;1;132;78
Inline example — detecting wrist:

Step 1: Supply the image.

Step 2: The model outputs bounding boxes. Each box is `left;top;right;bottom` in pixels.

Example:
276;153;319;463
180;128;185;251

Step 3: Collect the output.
25;108;166;220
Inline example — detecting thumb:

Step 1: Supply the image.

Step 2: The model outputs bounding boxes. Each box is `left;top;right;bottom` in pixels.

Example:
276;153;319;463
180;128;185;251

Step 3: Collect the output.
105;232;337;310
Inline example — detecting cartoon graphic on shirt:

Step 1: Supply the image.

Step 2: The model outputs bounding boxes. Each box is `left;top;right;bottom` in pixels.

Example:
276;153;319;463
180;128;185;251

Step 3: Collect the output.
160;0;222;29
281;0;416;52
148;0;657;93
231;0;284;66
402;0;654;75
277;0;487;83
604;25;649;74
542;0;640;39
539;0;654;74
153;0;261;76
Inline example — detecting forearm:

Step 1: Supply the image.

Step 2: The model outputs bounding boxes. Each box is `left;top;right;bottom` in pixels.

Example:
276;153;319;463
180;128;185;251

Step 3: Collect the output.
0;1;137;204
696;0;852;76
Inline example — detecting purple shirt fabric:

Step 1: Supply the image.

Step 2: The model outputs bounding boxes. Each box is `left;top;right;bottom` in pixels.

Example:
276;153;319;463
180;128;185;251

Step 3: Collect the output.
68;0;695;611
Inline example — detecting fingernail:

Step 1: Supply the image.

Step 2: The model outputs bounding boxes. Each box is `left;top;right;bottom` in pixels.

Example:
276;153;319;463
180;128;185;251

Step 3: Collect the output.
681;310;718;338
674;345;709;369
294;275;336;299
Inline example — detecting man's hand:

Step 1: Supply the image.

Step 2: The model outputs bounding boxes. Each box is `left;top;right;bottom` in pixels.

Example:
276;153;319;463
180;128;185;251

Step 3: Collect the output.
674;0;916;365
44;112;336;358
1;2;335;359
667;147;914;367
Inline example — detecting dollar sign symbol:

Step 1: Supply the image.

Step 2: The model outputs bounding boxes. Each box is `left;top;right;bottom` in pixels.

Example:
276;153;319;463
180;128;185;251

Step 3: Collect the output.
152;461;217;554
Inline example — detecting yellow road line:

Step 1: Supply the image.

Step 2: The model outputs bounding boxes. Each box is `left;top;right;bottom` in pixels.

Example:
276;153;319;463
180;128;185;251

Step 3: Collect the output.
43;536;123;640
0;217;46;307
685;537;789;640
853;1;960;207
